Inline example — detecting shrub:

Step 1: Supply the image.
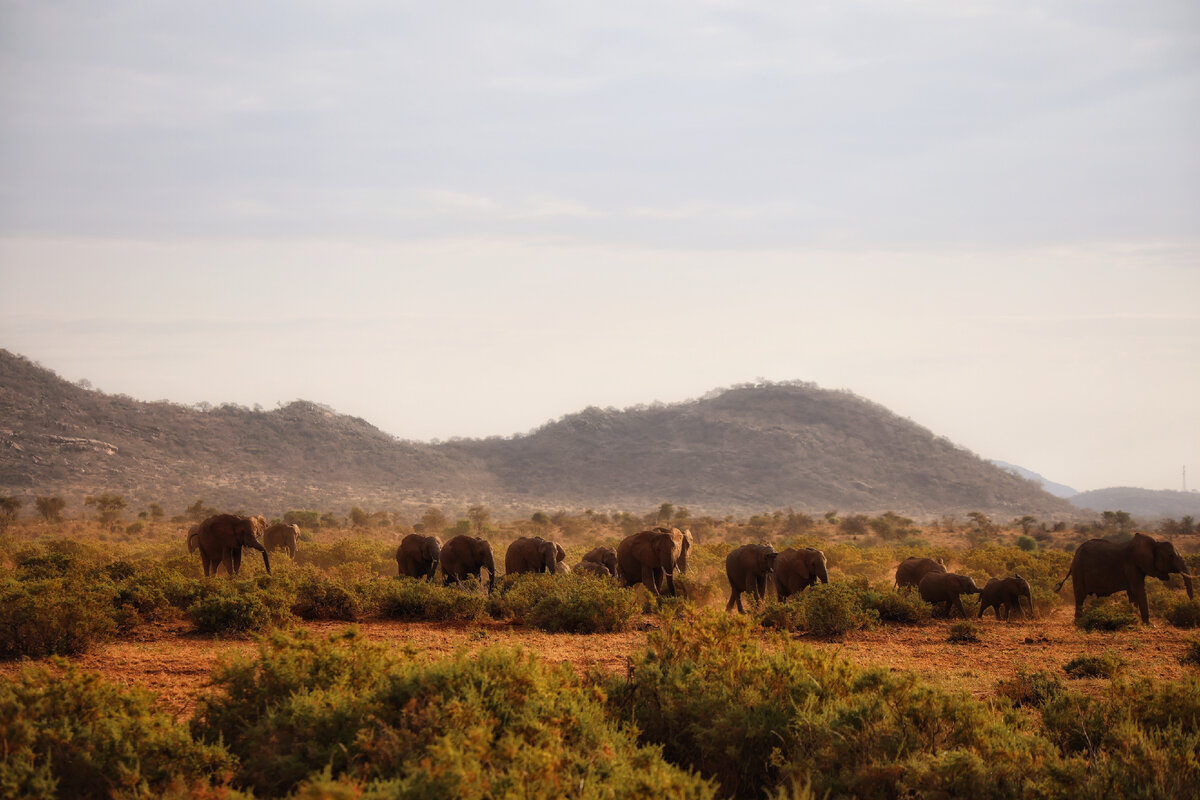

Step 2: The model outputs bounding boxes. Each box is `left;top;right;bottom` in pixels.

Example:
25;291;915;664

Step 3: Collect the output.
1182;640;1200;668
861;584;933;624
291;574;362;621
192;629;716;799
187;579;295;634
798;581;878;636
757;598;807;631
1015;535;1037;551
1063;650;1126;679
0;663;233;799
948;621;981;643
1075;600;1139;632
377;577;487;622
994;668;1064;708
490;573;638;633
0;577;117;659
1161;596;1200;628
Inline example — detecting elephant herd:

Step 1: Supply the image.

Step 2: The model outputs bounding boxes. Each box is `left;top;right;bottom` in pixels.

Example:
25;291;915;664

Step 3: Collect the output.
394;527;694;597
186;516;1196;626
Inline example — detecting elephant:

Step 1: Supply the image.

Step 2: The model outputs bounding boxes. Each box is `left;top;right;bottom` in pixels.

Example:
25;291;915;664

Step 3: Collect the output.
505;536;561;575
918;572;981;618
615;527;693;597
725;543;779;613
1055;533;1195;623
580;546;618;576
895;556;947;590
555;560;572;574
187;514;271;577
774;547;829;601
263;522;300;558
575;560;613;577
397;533;442;581
440;535;496;591
978;575;1033;620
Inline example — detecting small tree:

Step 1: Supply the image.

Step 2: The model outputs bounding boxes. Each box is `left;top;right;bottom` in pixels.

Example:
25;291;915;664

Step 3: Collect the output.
1015;516;1037;536
467;505;491;536
185;499;215;522
531;511;551;527
349;507;370;528
655;503;675;525
35;496;66;523
0;496;23;531
148;503;164;521
84;494;126;528
420;507;447;534
838;514;869;537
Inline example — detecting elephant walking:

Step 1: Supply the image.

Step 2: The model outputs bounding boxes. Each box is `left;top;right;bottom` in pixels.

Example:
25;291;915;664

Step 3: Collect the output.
188;514;271;577
774;547;828;601
895;556;946;590
397;533;442;581
1056;533;1194;623
505;536;565;576
616;527;692;597
263;523;300;558
918;572;980;618
725;543;778;613
978;575;1033;620
440;535;496;591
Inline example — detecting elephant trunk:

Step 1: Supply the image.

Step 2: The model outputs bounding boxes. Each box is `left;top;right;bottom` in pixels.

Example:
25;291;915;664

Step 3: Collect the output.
1184;572;1194;600
247;538;271;575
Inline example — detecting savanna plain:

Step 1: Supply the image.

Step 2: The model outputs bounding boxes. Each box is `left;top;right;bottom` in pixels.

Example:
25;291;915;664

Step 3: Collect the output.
2;504;1199;800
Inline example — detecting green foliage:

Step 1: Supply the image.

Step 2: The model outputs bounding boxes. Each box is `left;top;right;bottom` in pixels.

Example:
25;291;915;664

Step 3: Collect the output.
756;598;807;631
295;538;393;579
291;574;362;621
0;663;233;799
187;579;295;634
1076;600;1139;632
798;580;878;636
377;576;488;622
948;621;981;643
1015;535;1037;551
995;668;1064;708
34;495;66;523
1181;639;1200;668
0;577;117;659
1160;596;1200;628
84;493;127;527
282;509;322;529
868;510;917;541
491;573;638;633
860;583;933;623
192;629;716;798
1062;650;1126;679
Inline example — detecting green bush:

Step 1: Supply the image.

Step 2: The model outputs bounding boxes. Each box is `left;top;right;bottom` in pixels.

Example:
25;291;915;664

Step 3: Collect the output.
1063;650;1126;679
994;669;1064;708
756;598;807;631
490;573;638;633
0;577;117;659
861;583;933;624
291;574;362;621
1075;600;1139;632
187;579;295;634
1182;639;1200;668
377;576;488;622
1161;596;1200;628
798;581;878;636
191;628;716;798
0;663;233;799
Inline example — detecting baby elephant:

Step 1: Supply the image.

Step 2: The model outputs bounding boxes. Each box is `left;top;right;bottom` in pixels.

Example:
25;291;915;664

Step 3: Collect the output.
978;575;1033;620
725;543;778;614
918;571;981;618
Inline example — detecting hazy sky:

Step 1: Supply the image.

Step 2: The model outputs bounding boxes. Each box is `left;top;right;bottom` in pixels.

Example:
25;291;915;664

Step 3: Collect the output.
2;1;1197;494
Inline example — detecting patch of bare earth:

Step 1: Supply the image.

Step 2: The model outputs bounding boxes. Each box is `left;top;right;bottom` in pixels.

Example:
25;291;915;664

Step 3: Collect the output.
2;609;1194;720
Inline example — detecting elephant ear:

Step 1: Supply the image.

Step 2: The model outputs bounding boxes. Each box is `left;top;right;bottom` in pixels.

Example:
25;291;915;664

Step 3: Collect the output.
555;542;567;562
1131;534;1158;577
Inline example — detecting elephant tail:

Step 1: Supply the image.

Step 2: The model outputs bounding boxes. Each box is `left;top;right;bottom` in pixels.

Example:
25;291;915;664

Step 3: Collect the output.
1054;559;1074;593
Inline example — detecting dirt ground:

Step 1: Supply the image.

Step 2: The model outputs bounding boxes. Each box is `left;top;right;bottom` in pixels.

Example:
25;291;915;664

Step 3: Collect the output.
5;606;1195;720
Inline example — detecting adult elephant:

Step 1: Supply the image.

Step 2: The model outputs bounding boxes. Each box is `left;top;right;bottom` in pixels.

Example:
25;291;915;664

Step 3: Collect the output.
774;547;829;601
616;527;693;597
505;536;561;575
440;535;496;591
397;533;442;581
580;545;618;576
895;556;947;590
979;575;1033;620
263;522;300;558
1056;533;1195;623
725;543;778;614
918;572;980;618
188;514;271;577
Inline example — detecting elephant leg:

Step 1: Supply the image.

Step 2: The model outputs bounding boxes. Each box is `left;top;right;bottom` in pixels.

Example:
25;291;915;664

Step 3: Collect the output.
1130;580;1150;624
232;547;243;575
953;597;967;618
221;550;235;576
642;565;661;596
978;602;986;619
755;575;766;602
726;589;739;613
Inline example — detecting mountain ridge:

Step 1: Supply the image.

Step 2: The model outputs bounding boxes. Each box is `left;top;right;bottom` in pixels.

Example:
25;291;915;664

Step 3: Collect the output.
0;349;1076;519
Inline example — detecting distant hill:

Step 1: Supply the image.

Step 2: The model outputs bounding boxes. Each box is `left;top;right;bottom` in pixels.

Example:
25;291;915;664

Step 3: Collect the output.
1069;487;1200;520
0;349;1077;519
990;461;1078;499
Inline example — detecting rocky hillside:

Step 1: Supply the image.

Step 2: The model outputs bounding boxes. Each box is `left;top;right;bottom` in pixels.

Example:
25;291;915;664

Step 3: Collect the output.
0;349;1076;519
